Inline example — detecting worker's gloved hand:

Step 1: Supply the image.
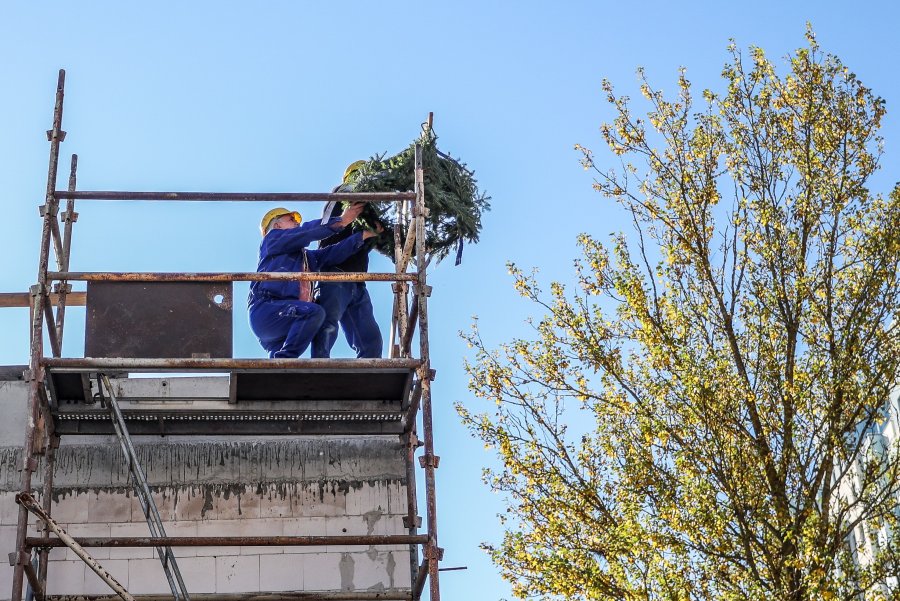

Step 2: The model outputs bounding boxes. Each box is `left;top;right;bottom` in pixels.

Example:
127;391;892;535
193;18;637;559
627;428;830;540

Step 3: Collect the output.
337;202;365;228
361;221;384;241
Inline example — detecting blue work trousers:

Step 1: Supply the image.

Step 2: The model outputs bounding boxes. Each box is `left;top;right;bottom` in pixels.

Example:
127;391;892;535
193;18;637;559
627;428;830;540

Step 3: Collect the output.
311;282;383;358
249;299;325;358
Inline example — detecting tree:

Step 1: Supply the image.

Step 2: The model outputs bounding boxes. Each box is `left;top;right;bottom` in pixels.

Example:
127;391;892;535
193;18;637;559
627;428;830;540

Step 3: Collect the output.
459;30;900;601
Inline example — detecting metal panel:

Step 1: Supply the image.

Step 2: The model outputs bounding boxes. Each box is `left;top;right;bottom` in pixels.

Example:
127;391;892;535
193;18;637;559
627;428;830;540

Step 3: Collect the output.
85;281;232;358
231;368;413;403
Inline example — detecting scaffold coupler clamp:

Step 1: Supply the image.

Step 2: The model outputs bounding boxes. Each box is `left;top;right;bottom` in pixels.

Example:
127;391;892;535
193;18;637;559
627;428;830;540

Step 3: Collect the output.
425;544;444;561
418;454;440;469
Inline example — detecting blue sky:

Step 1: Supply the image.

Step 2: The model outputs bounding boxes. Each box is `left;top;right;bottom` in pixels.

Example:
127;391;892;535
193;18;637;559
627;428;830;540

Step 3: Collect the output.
2;2;899;599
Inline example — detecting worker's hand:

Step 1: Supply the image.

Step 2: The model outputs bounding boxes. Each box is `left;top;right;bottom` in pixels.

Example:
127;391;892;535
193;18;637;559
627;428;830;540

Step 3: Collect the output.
338;202;365;227
362;221;384;240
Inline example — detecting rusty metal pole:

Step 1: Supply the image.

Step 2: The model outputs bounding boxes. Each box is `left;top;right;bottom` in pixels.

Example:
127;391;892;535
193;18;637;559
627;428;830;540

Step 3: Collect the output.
17;493;135;601
11;68;66;601
47;271;417;283
402;377;423;594
43;357;422;371
395;200;410;358
54;154;78;350
412;559;428;600
403;423;421;595
55;190;414;202
36;440;58;590
414;144;441;600
388;202;405;359
39;156;73;592
401;296;419;357
25;535;429;548
41;303;61;358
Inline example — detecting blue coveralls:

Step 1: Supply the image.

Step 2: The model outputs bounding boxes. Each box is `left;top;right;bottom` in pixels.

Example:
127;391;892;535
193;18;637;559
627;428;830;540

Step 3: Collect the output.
248;219;366;358
310;203;382;359
311;281;382;358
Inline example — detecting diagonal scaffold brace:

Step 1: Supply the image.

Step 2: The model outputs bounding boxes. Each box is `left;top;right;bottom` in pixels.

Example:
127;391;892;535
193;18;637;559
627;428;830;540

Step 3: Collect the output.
97;374;190;601
16;492;134;601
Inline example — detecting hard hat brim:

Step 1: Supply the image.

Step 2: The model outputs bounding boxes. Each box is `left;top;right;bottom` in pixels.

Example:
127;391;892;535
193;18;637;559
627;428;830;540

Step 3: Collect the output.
260;208;303;236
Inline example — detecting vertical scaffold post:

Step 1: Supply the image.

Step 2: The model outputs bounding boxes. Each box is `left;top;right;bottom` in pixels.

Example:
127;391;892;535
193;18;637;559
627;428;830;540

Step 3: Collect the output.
391;194;408;358
11;68;66;601
37;439;57;589
54;154;79;350
38;154;74;589
403;379;422;593
414;143;441;600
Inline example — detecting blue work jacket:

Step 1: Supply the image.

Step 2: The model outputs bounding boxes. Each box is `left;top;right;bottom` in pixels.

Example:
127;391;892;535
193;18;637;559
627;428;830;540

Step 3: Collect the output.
250;218;366;304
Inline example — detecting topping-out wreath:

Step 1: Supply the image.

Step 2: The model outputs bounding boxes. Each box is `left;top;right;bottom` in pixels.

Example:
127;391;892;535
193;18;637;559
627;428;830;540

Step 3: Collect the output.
339;129;490;266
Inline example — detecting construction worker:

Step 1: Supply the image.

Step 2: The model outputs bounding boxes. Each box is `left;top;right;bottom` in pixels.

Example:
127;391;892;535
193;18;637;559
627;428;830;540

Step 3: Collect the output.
249;203;377;358
311;161;384;359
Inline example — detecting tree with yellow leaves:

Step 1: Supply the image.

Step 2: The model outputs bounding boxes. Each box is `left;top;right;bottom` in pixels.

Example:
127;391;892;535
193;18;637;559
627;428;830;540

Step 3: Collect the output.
460;29;900;600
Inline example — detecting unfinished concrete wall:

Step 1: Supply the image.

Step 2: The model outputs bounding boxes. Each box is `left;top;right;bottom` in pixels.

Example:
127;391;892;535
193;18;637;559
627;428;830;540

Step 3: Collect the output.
0;378;412;599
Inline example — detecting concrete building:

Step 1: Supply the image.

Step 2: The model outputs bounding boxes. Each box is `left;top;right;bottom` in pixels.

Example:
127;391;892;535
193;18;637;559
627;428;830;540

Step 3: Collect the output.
0;373;416;599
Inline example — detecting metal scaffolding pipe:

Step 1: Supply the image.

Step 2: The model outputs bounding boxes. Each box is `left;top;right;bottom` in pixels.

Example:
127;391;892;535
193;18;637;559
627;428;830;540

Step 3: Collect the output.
97;375;190;601
38;440;59;590
54;191;414;202
17;493;135;601
43;357;421;371
412;559;428;601
46;271;416;283
26;535;428;548
403;427;421;592
414;145;441;601
41;300;61;358
12;67;66;601
401;381;422;432
23;561;44;601
54;153;79;352
46;593;411;601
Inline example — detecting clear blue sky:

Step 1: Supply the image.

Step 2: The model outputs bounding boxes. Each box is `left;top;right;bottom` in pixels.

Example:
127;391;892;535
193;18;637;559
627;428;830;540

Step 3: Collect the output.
2;2;899;599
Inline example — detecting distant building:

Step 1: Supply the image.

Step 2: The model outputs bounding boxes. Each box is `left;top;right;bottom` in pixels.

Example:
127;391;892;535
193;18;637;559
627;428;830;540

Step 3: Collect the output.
837;389;900;595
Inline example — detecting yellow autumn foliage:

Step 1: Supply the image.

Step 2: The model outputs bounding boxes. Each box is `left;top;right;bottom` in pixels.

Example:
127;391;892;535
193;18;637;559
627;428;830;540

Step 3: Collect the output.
459;28;900;601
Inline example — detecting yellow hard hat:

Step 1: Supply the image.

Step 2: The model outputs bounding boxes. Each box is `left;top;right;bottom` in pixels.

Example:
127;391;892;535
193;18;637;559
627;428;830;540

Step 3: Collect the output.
342;160;366;185
260;207;301;236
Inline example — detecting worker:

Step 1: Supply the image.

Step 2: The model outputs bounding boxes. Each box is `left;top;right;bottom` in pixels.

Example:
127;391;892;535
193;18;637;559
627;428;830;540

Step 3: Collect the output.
311;161;384;359
248;203;377;358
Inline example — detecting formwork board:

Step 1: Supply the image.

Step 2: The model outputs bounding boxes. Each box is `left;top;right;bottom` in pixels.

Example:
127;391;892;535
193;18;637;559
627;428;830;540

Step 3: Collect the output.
85;281;233;359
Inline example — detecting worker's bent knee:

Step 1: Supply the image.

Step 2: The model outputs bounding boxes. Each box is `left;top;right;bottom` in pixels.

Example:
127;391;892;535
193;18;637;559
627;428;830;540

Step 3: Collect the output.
278;302;323;320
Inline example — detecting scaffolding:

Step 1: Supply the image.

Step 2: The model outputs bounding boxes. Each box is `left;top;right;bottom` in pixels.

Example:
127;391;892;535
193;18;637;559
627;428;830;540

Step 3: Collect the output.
6;70;443;601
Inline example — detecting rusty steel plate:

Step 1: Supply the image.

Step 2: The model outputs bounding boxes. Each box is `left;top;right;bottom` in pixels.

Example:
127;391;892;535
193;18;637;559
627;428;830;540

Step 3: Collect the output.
85;282;233;359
